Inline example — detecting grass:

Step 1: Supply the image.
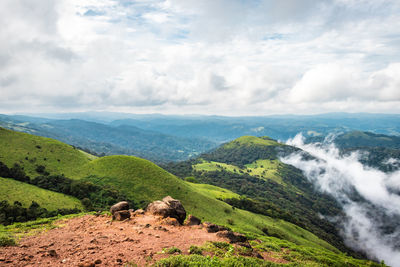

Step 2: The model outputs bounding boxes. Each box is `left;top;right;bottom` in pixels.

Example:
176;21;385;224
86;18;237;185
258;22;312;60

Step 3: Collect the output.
193;159;284;184
154;254;281;267
187;183;240;200
154;240;384;267
162;247;182;254
0;127;93;178
0;177;83;211
73;155;338;252
0;128;385;266
224;136;281;149
193;160;242;173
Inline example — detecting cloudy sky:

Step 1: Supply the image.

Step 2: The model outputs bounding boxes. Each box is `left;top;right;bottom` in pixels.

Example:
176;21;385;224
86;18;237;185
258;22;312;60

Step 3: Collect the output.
1;0;400;115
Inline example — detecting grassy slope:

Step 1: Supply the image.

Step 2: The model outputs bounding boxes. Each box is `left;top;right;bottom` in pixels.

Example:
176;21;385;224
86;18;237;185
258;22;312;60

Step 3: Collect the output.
0;177;83;211
194;159;283;184
0;127;93;178
74;155;337;252
225;136;281;148
0;128;380;265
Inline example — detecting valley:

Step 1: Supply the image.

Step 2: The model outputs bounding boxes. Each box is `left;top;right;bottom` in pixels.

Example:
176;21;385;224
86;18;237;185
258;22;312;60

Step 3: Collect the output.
0;113;399;266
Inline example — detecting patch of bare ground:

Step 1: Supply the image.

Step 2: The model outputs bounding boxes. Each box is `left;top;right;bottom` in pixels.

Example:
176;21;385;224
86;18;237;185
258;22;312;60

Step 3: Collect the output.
0;213;223;266
0;213;288;266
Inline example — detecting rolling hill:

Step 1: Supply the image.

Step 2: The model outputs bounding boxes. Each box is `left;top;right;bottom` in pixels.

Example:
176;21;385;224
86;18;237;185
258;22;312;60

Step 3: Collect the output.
163;136;355;255
306;130;400;172
0;115;217;162
0;177;83;211
0;128;382;265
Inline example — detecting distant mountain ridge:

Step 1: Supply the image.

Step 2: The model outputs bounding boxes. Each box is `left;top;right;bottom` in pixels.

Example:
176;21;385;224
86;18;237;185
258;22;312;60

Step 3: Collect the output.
0;115;217;162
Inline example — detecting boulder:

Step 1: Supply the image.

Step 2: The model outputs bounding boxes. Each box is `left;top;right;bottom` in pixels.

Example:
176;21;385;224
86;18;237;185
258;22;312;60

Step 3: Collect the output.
110;201;129;217
146;196;186;224
160;217;180;226
185;215;201;226
114;210;131;221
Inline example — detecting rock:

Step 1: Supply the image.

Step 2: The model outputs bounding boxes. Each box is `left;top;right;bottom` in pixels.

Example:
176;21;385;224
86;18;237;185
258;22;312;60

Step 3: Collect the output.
94;259;102;264
146;201;170;216
185;215;201;226
114;210;131;221
48;249;58;257
110;201;129;217
160;217;180;226
216;230;247;243
133;209;145;215
204;222;228;233
146;196;186;224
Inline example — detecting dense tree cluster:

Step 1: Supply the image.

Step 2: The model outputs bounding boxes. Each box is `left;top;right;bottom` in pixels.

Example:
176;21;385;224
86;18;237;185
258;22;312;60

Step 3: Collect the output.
202;145;279;168
0;200;80;225
0;162;30;183
0;160;135;224
165;143;357;255
31;175;134;210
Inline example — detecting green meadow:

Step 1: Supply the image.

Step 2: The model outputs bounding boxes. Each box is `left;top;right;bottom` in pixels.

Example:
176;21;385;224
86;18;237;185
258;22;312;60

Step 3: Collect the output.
0;128;384;266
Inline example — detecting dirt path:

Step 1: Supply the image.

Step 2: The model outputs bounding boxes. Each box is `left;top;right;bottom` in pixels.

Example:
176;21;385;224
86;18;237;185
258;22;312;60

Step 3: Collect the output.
0;213;227;266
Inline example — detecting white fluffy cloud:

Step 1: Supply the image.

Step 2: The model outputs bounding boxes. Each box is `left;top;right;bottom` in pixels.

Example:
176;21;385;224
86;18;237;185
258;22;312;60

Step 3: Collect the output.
1;0;400;115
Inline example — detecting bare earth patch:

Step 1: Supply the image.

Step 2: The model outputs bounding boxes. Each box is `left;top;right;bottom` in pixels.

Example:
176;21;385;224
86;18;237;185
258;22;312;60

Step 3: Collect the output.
0;213;229;266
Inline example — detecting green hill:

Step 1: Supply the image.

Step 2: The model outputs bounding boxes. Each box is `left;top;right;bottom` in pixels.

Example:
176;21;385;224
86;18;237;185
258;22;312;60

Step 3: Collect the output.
164;136;355;255
333;131;400;149
0;127;93;178
0;128;381;265
0;177;83;211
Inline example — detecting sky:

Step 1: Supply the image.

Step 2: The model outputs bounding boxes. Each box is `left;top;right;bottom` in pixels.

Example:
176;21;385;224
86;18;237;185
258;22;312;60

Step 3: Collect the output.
1;0;400;115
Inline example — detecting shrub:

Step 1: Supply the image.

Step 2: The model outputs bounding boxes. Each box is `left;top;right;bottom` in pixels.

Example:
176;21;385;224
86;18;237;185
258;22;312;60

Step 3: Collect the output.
164;247;182;254
0;233;16;247
189;245;203;255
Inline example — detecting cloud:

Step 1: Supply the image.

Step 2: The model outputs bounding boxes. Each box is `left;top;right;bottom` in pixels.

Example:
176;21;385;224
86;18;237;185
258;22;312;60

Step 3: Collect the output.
1;0;400;114
281;134;400;265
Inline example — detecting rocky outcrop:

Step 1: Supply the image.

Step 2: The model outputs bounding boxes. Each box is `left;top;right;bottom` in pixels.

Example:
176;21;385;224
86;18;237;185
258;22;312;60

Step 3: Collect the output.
110;201;129;215
110;201;130;220
146;196;186;224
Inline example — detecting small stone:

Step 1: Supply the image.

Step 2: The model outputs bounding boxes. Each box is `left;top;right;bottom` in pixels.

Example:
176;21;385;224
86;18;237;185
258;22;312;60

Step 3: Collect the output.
155;235;160;238
48;250;58;257
78;261;95;267
94;259;102;264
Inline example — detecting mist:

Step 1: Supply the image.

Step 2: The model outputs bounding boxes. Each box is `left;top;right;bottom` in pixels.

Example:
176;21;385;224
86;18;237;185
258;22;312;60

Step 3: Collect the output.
280;134;400;266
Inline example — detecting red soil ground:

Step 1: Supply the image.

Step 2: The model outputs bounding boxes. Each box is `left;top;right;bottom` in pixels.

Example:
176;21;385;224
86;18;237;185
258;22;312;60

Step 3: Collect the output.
0;213;230;266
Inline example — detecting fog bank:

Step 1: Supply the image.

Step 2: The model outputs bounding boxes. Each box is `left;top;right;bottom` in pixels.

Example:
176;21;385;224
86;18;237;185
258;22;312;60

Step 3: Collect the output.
281;134;400;266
